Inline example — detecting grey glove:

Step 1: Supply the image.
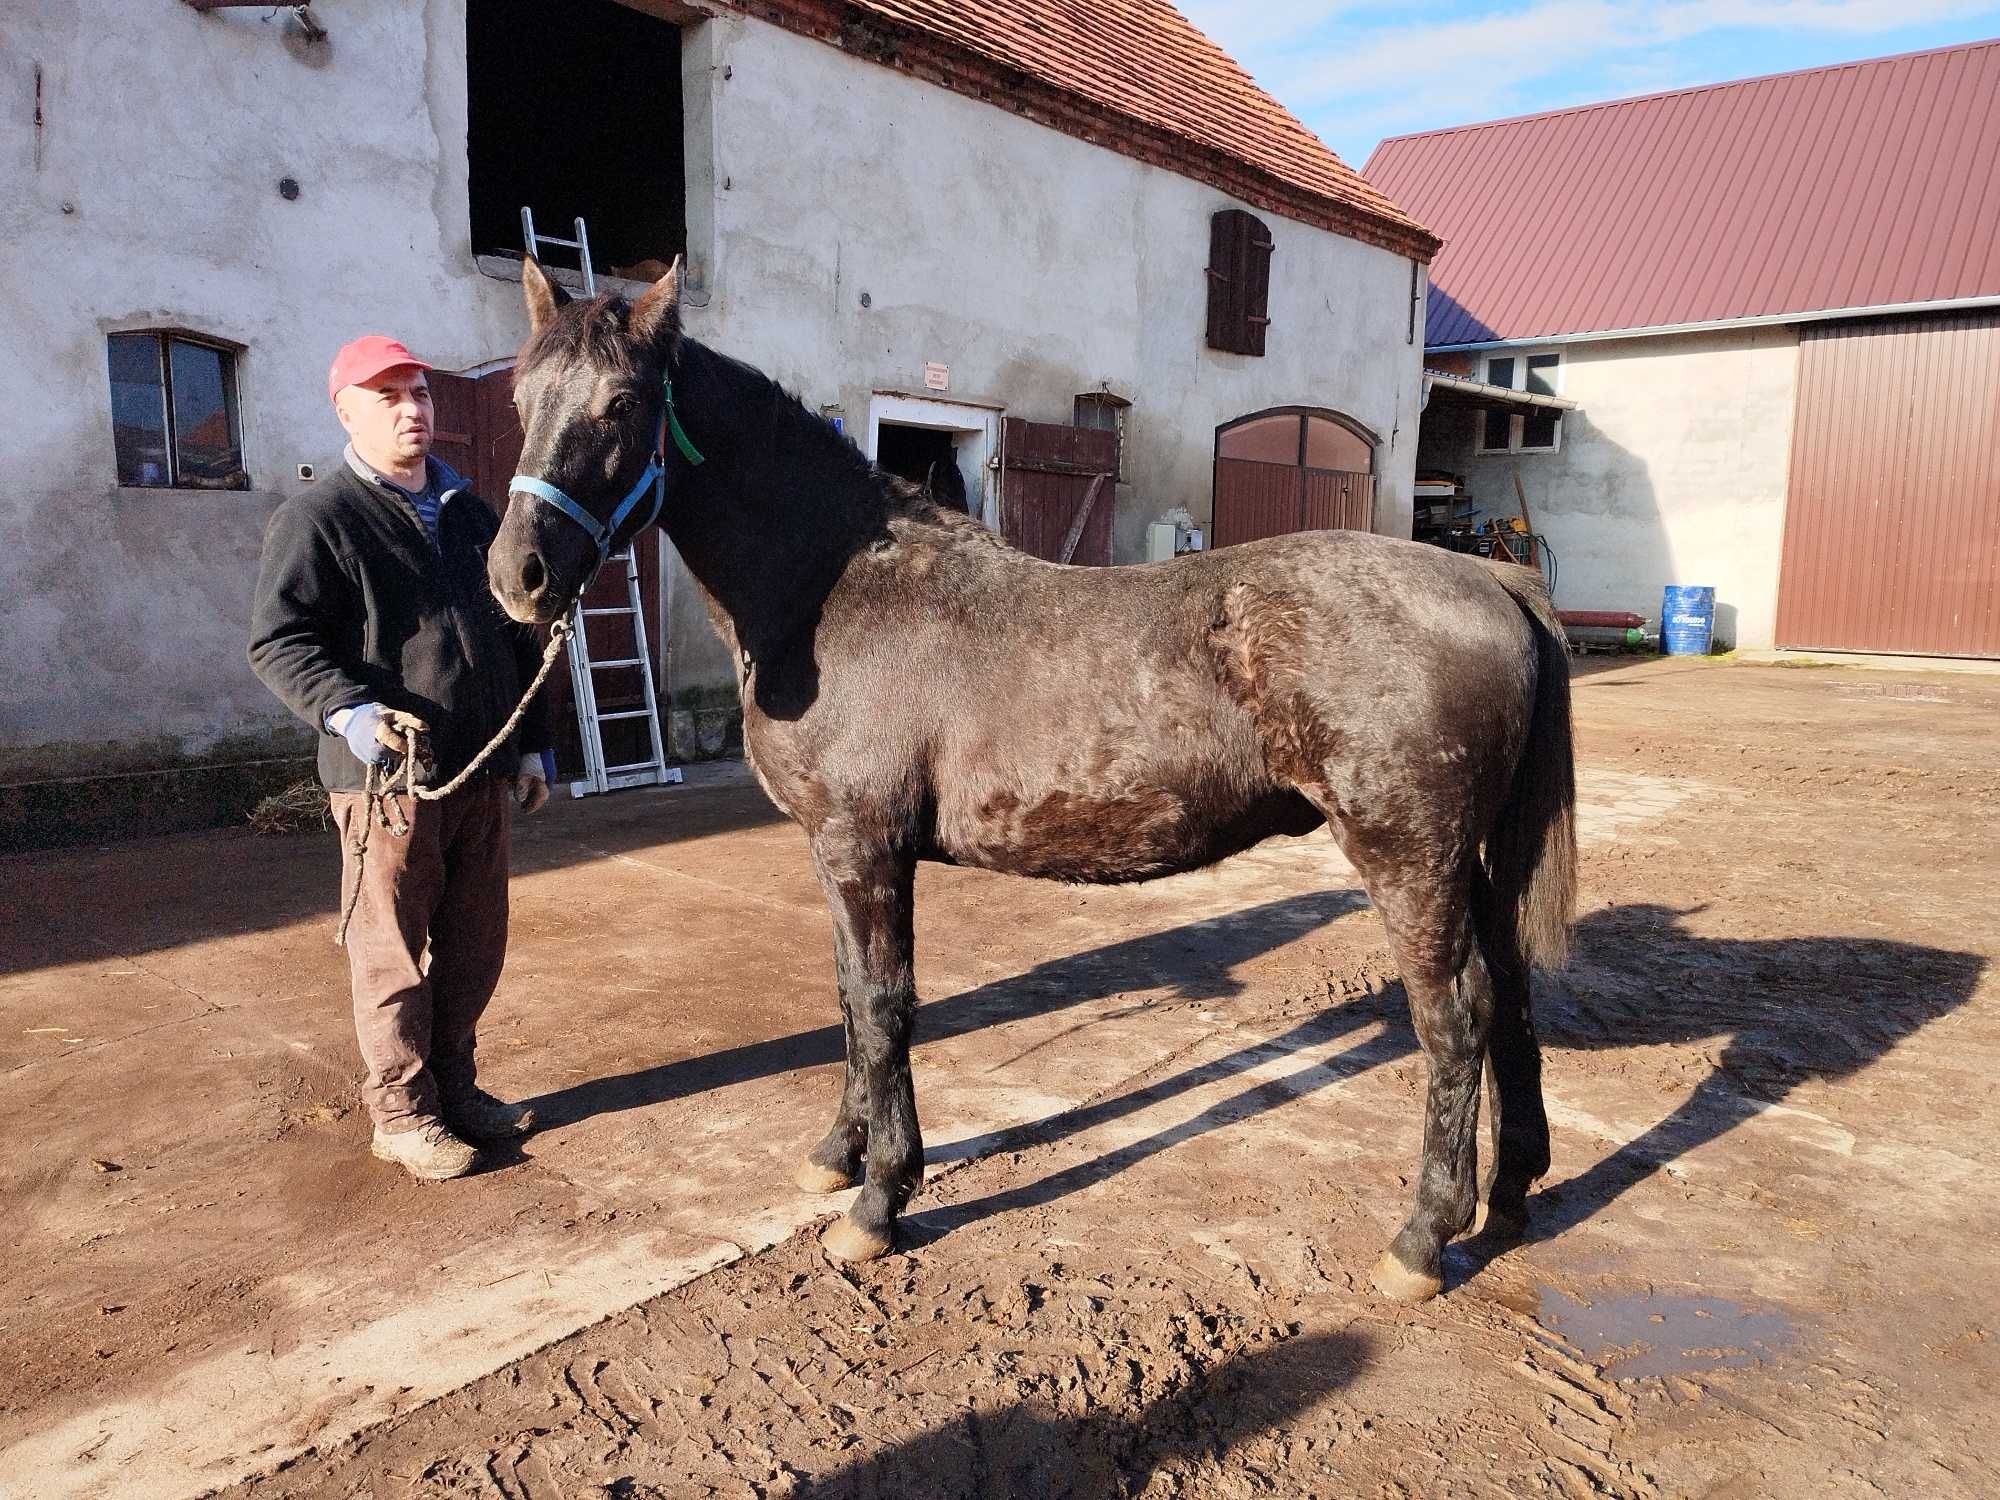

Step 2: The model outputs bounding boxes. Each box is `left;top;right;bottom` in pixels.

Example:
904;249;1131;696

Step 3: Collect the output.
340;704;433;772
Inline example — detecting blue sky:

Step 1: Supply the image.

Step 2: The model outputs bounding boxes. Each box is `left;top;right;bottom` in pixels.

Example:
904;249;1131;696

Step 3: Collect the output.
1176;1;2000;168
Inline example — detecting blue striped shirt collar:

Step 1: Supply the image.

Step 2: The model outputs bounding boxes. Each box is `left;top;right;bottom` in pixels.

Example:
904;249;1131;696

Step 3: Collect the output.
344;446;467;545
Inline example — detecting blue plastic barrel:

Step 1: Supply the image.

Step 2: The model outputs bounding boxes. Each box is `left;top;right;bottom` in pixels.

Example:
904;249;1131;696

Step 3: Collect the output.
1661;586;1716;656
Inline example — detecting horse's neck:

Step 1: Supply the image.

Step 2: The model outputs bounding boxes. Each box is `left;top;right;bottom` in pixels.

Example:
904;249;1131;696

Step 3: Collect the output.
663;341;893;664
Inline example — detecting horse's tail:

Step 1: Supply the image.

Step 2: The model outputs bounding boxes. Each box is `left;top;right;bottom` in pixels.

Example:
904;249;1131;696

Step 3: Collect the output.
1484;564;1577;971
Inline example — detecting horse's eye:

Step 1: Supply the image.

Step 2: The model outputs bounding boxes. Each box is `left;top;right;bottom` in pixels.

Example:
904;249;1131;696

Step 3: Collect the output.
605;394;636;422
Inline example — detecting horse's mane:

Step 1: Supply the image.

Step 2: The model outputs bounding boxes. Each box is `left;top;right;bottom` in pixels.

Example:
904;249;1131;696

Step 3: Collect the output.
684;337;992;538
526;291;981;535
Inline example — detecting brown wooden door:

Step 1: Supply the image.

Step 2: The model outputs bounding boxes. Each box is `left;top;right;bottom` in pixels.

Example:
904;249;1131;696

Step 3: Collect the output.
426;369;486;512
1775;312;2000;657
429;365;667;772
999;418;1119;564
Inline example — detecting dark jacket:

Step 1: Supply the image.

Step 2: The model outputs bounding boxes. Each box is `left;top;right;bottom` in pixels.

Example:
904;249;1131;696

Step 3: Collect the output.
248;459;554;793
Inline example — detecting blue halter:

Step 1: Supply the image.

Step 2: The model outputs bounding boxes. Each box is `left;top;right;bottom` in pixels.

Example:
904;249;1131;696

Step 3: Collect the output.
510;375;704;572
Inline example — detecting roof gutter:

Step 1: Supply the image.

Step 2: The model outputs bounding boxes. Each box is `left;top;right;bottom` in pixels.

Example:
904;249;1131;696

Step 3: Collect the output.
1421;371;1578;414
1428;294;2000;353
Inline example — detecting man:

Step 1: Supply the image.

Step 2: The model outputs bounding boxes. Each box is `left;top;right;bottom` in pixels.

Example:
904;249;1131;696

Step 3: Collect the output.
249;335;557;1181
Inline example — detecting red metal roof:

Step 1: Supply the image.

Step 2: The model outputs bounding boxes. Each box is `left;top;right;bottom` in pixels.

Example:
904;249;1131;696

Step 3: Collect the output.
1363;40;2000;347
742;0;1436;257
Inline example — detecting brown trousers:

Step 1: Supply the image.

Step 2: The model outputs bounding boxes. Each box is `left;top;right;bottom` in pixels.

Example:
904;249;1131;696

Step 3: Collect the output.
331;776;513;1131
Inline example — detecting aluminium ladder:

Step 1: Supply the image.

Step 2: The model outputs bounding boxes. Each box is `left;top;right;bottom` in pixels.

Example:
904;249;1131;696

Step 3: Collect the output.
520;206;596;296
564;546;681;798
522;205;680;798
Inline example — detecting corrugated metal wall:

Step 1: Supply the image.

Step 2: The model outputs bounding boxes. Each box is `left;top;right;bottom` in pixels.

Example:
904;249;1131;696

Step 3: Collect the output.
1211;458;1302;547
1213;460;1375;546
1302;468;1374;532
1775;312;2000;657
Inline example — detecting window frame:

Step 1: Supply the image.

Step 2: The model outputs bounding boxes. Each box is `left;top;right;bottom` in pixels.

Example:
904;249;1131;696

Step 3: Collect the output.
1072;391;1130;481
107;329;250;490
1475;349;1564;456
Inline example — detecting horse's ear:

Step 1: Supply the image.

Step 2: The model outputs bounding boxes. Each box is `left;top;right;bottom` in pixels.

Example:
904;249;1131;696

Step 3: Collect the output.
522;256;569;336
630;256;684;357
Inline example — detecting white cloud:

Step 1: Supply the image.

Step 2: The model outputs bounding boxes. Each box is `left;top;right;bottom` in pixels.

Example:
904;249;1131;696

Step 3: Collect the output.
1197;0;2000;159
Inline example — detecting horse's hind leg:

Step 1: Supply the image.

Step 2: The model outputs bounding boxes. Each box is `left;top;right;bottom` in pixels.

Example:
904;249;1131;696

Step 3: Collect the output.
1473;867;1550;1238
807;831;923;1262
1374;867;1496;1300
1315;806;1495;1302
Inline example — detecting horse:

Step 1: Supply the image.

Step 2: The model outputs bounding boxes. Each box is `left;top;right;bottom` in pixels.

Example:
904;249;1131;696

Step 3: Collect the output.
487;260;1576;1303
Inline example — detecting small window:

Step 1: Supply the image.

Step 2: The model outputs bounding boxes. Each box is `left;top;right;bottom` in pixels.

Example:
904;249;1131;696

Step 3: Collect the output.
1521;408;1561;450
1073;391;1130;480
1476;351;1562;455
1205;208;1274;357
107;332;247;489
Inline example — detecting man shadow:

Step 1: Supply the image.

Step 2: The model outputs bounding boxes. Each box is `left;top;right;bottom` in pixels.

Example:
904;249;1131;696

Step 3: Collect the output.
751;1328;1369;1499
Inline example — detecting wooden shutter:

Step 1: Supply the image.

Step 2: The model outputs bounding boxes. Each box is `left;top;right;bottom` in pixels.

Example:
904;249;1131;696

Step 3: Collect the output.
1205;209;1273;356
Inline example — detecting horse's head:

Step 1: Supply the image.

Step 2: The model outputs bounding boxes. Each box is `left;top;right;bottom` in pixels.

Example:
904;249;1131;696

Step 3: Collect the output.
488;257;691;625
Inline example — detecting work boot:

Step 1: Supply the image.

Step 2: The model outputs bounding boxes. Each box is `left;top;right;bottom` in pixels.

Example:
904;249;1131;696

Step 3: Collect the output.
444;1086;537;1142
370;1118;479;1180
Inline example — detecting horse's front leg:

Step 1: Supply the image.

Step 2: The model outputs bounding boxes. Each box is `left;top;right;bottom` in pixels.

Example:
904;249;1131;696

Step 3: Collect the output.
808;832;921;1262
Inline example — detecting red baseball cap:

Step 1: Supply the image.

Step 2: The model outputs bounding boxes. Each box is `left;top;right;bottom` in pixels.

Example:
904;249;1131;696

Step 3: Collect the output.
327;334;432;402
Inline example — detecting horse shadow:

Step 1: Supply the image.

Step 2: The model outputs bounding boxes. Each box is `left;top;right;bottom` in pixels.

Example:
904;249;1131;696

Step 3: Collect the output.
1453;901;1986;1278
756;1328;1369;1499
528;887;1981;1270
521;888;1370;1129
900;902;1984;1270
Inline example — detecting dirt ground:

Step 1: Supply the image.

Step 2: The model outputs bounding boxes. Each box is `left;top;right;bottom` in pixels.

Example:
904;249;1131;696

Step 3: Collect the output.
3;656;1997;1499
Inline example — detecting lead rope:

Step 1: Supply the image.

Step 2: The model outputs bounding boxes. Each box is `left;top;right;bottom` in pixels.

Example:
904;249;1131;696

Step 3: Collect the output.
335;618;573;947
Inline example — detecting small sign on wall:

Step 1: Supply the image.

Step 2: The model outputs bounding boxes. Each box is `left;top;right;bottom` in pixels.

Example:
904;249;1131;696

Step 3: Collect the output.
923;362;950;392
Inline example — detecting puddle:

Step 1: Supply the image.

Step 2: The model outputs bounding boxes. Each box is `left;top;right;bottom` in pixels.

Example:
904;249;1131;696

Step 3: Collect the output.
1537;1287;1795;1379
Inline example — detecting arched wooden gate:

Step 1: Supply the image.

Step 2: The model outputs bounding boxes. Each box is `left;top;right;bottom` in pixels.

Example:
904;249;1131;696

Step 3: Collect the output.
1212;408;1376;546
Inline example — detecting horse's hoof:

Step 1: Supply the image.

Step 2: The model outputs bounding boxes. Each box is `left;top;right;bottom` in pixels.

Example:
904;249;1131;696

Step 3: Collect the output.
821;1214;894;1263
794;1160;858;1195
1476;1199;1528;1241
1370;1249;1444;1304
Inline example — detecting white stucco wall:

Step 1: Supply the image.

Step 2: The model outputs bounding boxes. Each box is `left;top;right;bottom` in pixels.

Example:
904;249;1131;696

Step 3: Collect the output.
666;16;1424;691
0;0;1422;779
0;0;515;776
1420;326;1798;649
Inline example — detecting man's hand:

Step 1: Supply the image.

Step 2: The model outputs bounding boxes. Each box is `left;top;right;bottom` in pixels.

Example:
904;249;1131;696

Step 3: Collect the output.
343;704;432;772
514;751;551;815
376;708;433;771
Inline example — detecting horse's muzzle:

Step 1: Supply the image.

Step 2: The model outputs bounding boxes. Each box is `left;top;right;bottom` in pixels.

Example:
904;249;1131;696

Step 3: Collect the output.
488;545;568;626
